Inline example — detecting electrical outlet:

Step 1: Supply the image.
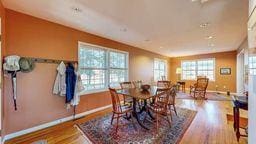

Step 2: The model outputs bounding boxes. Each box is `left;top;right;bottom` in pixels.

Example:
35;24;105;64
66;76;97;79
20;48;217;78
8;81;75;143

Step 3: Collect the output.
223;85;226;89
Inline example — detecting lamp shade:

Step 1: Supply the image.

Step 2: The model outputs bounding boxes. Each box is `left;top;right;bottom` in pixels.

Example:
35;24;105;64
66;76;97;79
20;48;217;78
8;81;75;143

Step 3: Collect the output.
176;67;182;74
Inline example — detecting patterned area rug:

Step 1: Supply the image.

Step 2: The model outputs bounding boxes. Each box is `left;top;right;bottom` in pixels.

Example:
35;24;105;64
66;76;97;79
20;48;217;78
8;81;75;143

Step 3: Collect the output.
176;92;232;101
77;108;196;144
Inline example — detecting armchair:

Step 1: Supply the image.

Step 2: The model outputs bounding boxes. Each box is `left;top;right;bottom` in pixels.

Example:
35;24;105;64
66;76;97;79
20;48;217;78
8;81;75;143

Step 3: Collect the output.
190;77;209;99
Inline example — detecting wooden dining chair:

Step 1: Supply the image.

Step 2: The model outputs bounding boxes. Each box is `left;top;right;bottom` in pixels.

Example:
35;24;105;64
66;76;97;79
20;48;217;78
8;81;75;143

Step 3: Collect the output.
190;77;209;99
132;80;142;88
120;82;134;105
109;88;135;134
157;80;171;88
157;86;178;117
147;88;172;134
168;87;178;116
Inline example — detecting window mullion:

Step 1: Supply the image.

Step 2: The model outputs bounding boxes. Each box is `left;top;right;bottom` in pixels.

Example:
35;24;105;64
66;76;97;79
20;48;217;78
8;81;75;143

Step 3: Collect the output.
196;60;198;79
106;49;110;88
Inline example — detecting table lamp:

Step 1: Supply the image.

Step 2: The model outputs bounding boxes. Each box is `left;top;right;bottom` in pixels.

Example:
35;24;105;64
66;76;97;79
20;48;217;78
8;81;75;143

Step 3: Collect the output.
176;67;182;81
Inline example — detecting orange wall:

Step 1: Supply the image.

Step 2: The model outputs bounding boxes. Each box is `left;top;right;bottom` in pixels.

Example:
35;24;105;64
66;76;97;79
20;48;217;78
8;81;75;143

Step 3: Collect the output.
4;9;171;134
170;51;237;92
0;0;6;138
0;0;5;55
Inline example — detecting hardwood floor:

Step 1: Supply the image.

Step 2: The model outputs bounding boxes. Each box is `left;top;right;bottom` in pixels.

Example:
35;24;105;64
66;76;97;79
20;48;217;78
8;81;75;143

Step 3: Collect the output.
5;99;248;144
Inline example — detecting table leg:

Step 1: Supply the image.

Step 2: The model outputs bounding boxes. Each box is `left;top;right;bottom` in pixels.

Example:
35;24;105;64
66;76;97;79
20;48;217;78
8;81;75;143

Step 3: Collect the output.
233;107;236;131
176;84;180;92
132;98;149;130
144;99;155;120
235;107;240;142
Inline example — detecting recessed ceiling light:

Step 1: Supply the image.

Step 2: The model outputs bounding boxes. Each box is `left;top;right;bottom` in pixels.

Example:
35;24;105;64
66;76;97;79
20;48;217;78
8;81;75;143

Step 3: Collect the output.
208;43;215;47
205;36;213;39
120;28;127;32
200;22;210;28
72;7;82;13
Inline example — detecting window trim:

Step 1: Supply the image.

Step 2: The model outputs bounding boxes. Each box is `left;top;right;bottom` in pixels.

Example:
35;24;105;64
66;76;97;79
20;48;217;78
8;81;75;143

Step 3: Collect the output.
249;55;256;75
78;41;129;95
153;58;168;81
181;58;215;81
181;60;197;80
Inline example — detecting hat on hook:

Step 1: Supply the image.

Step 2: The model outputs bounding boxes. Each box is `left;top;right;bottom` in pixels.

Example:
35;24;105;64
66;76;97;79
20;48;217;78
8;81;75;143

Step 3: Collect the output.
3;55;20;72
19;57;35;73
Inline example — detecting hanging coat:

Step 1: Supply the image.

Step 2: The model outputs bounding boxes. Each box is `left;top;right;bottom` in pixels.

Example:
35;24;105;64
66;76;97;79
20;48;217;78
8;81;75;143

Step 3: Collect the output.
71;71;85;106
65;63;77;103
53;61;66;96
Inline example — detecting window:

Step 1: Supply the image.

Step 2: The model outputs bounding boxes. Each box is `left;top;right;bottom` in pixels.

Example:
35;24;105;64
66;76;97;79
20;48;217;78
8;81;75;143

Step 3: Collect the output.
197;59;214;80
154;59;167;81
79;42;128;93
181;58;215;81
181;61;196;80
109;51;128;86
249;56;256;75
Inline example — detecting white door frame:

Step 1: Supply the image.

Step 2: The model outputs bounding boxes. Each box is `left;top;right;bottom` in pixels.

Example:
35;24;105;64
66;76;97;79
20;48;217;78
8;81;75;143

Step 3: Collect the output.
236;49;245;95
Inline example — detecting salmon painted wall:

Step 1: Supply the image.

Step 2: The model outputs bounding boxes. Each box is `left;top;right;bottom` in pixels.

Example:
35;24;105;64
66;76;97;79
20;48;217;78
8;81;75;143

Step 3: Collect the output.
0;0;6;137
170;51;237;92
3;9;171;134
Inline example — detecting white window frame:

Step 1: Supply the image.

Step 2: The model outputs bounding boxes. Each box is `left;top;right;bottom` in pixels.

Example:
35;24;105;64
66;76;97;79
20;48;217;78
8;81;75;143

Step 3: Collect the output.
78;41;129;95
153;58;167;81
249;56;256;75
181;58;215;81
181;60;197;80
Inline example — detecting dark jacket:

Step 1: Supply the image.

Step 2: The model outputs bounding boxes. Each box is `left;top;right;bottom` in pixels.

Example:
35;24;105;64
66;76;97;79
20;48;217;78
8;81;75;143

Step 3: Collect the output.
65;63;77;103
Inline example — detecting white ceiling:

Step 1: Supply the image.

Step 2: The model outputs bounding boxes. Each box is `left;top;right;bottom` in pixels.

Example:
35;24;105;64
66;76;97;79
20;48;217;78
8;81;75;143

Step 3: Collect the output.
2;0;248;57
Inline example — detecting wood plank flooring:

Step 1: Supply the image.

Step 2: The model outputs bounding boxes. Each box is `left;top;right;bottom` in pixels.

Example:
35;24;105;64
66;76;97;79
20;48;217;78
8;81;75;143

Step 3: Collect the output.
5;99;248;144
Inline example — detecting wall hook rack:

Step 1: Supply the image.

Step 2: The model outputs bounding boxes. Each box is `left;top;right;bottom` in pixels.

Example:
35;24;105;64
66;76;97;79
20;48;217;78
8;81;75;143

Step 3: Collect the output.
24;57;78;64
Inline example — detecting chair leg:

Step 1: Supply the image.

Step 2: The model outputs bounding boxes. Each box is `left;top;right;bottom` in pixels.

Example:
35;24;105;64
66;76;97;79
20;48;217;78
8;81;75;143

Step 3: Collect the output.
168;105;173;120
173;105;178;116
156;113;159;135
111;113;115;125
115;114;120;134
166;114;172;126
130;112;137;131
123;95;126;104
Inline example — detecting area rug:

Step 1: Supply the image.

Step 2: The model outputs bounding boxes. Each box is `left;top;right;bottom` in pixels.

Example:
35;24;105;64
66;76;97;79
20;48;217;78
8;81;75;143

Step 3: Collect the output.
176;92;232;101
77;107;196;144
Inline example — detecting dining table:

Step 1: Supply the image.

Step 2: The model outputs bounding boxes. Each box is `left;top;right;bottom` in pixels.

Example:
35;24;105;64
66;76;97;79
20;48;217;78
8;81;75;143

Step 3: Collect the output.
116;86;167;130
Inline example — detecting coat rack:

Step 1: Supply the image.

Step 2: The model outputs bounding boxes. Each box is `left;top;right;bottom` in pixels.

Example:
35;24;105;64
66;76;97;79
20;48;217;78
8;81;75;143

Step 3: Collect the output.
26;57;79;119
24;57;78;64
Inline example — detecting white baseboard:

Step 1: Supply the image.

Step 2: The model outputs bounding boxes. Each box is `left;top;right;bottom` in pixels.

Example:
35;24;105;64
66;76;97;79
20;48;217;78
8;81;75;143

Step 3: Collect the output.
3;104;112;142
183;88;237;95
206;90;236;95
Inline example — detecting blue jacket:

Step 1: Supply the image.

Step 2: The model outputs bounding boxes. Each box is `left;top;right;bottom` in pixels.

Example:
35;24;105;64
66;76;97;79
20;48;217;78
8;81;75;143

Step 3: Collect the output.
65;63;77;103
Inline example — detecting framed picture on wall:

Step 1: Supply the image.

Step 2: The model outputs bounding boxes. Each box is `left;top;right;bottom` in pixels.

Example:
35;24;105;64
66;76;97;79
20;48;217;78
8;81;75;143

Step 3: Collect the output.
220;68;231;75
